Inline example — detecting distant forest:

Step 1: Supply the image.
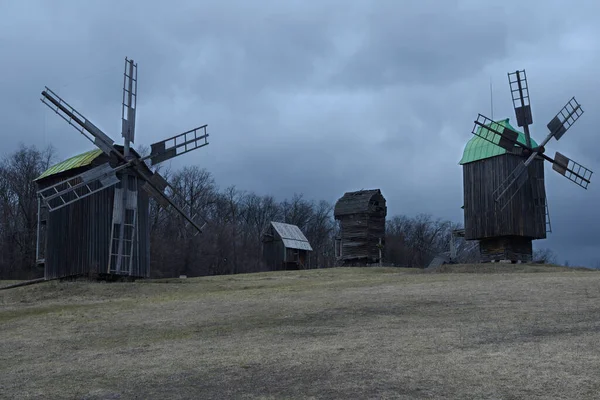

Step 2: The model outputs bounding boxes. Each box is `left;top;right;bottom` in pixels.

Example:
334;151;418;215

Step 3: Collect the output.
0;144;561;280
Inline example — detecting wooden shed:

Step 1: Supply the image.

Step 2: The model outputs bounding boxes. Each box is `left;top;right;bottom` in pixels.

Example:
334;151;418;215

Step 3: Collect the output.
262;221;313;270
34;147;152;279
460;118;547;262
334;189;387;266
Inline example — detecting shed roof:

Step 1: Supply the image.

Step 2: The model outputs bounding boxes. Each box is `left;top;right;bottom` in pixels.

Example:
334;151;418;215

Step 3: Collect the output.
459;118;538;165
270;221;313;251
35;149;103;181
334;189;383;217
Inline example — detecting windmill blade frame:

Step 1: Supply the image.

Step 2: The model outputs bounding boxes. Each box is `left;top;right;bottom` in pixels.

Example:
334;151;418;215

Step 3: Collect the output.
472;114;523;151
532;176;552;233
493;161;531;211
140;170;209;236
149;125;209;166
163;180;210;235
508;69;533;148
508;70;533;128
121;57;138;144
129;161;207;234
38;163;121;212
551;151;593;189
546;97;583;141
494;143;549;209
41;87;117;155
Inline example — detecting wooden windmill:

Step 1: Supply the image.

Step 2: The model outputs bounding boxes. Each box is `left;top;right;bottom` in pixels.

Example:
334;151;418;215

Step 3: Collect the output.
35;57;209;279
334;189;387;266
460;69;593;263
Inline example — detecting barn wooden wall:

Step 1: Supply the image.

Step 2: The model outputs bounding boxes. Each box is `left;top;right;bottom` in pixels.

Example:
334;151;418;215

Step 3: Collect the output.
262;235;284;270
463;154;546;241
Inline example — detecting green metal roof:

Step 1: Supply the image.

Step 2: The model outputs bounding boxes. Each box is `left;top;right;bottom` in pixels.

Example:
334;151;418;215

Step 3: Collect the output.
459;118;538;165
35;149;103;181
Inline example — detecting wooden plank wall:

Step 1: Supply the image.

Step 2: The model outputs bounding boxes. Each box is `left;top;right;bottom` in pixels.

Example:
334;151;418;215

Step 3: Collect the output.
463;154;546;240
479;236;533;262
39;171;151;279
338;213;385;264
262;226;285;271
44;184;114;279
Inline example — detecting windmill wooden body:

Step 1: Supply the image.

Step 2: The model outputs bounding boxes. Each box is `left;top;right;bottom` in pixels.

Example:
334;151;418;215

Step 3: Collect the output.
35;58;210;279
461;70;593;263
334;189;387;266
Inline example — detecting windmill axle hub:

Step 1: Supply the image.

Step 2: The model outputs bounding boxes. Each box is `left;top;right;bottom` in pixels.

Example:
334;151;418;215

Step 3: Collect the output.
523;146;545;157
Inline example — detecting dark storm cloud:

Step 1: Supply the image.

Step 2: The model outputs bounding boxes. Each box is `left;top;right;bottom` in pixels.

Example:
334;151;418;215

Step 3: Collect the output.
1;0;599;266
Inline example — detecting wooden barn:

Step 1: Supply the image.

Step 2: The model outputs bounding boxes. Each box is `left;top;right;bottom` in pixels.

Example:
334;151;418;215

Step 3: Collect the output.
262;221;313;270
334;189;387;266
35;147;152;279
460;118;547;262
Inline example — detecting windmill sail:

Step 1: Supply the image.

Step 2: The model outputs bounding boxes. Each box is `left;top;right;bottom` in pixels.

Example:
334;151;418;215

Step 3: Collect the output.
121;58;137;143
551;152;593;189
493;162;530;211
38;163;120;211
546;97;583;140
472;114;521;151
41;88;117;155
508;69;533;148
140;171;208;235
508;70;533;127
149;125;209;166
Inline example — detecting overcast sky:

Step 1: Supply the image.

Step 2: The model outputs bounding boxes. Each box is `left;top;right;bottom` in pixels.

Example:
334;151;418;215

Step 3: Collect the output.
1;0;599;266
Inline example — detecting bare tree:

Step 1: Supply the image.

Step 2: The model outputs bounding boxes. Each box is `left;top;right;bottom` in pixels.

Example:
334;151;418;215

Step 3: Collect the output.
280;193;313;230
0;144;55;279
304;200;334;268
532;248;558;264
220;186;245;274
385;214;471;268
242;193;281;271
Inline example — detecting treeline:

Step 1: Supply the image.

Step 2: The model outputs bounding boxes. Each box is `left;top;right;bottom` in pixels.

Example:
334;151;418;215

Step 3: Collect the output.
0;145;55;279
148;165;480;278
0;144;562;280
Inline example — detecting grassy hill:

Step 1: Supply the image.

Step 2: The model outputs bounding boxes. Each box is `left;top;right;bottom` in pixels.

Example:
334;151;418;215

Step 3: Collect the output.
2;265;600;399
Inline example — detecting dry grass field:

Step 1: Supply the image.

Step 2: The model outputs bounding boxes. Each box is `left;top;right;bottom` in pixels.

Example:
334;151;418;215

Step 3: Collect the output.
2;265;600;399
